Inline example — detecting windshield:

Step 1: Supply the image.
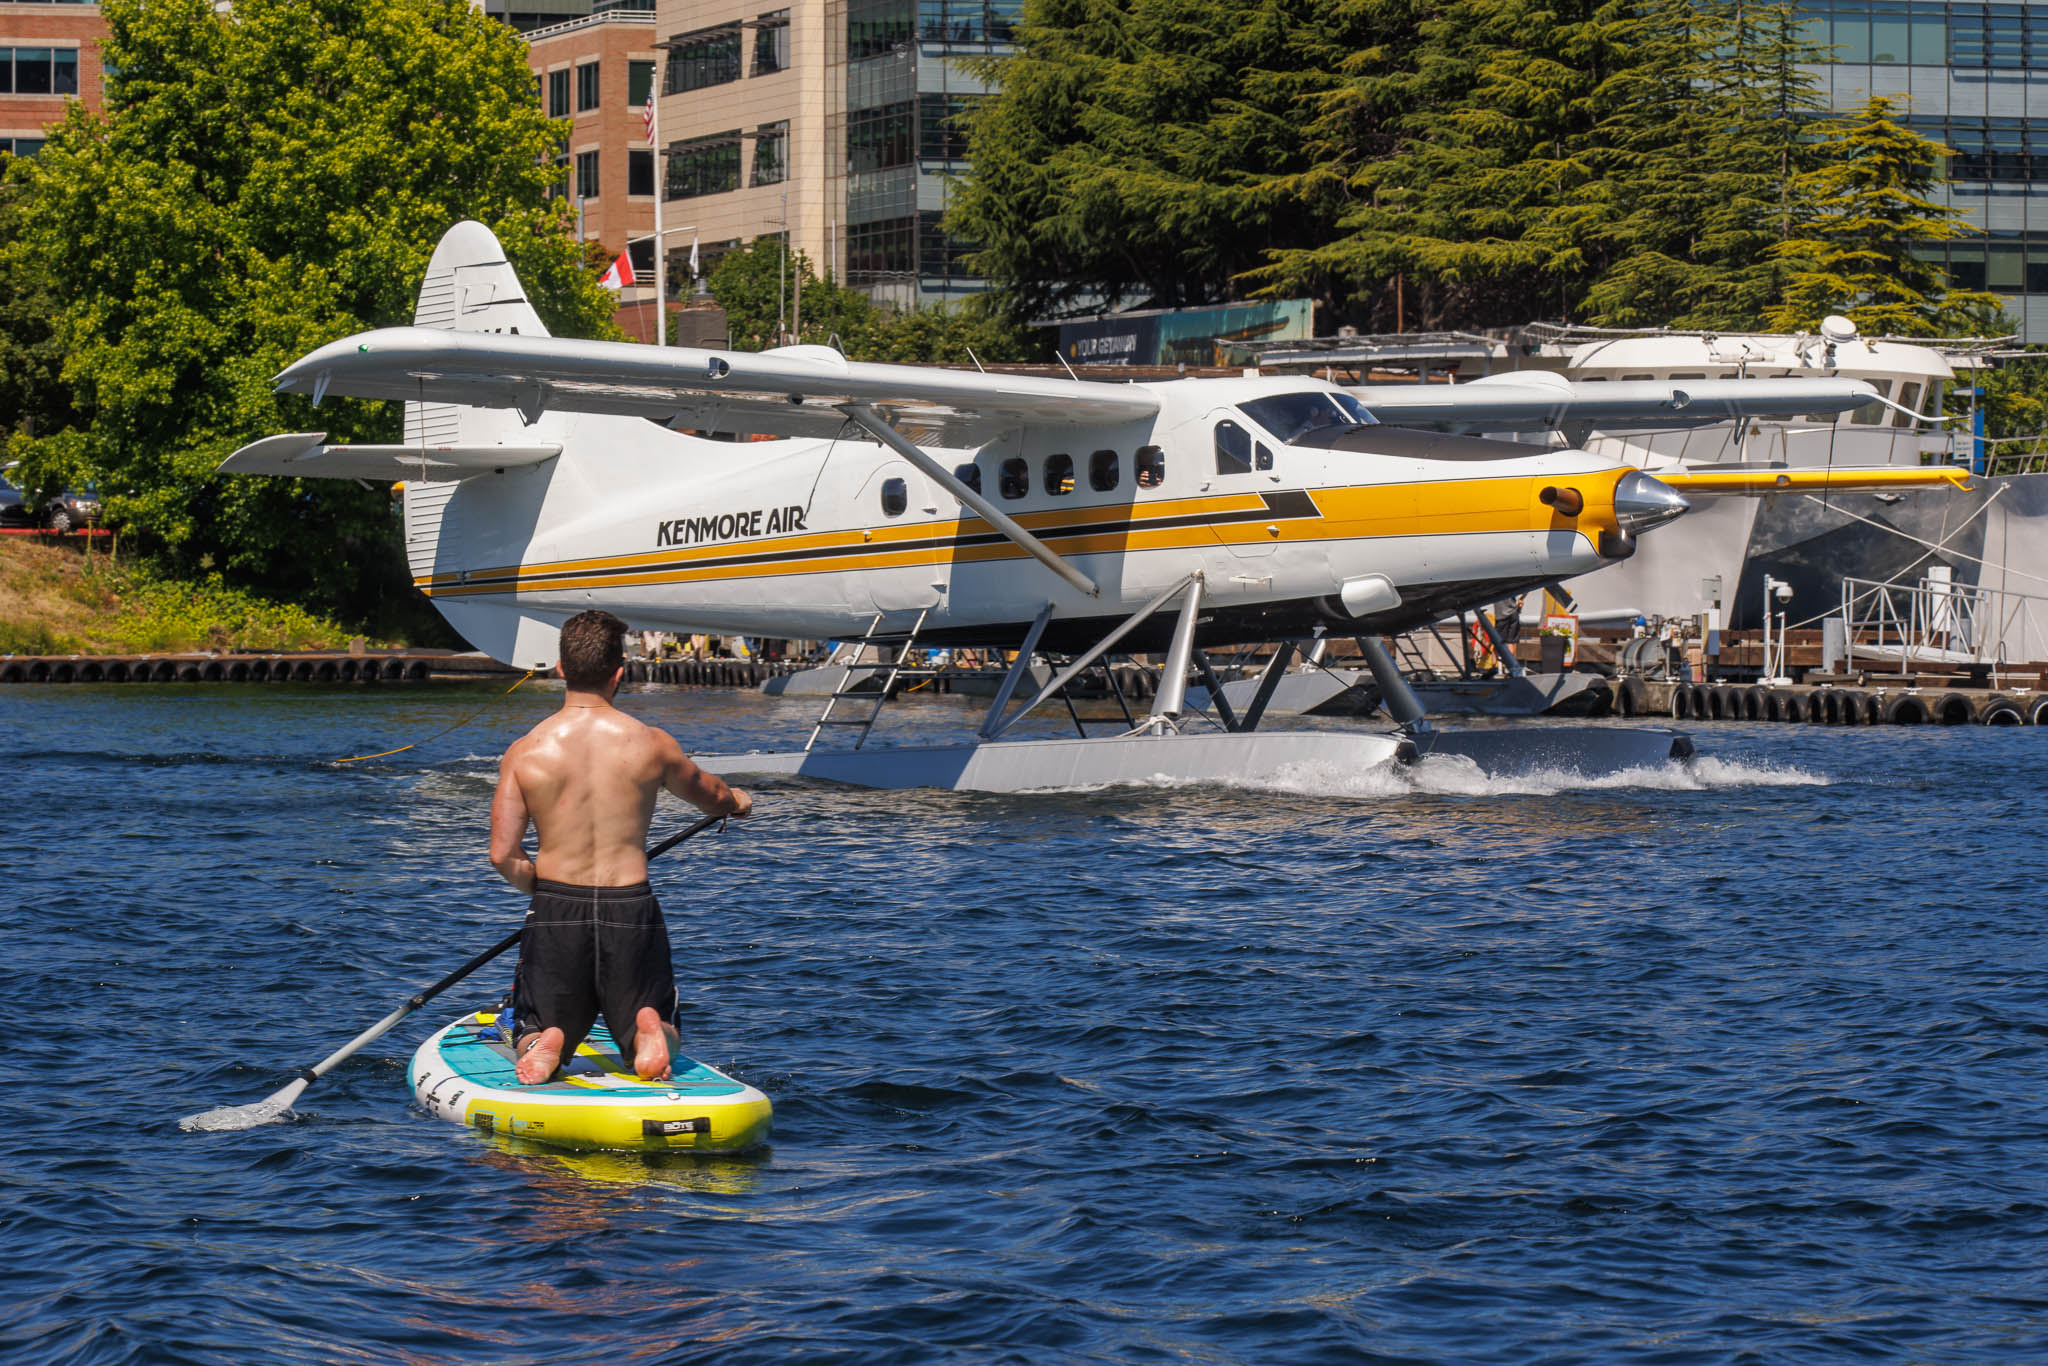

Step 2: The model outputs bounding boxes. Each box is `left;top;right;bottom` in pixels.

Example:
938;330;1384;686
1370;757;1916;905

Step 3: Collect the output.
1238;391;1378;444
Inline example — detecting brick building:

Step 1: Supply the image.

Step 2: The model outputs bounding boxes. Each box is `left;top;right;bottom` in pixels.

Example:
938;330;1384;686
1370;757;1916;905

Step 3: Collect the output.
0;1;106;158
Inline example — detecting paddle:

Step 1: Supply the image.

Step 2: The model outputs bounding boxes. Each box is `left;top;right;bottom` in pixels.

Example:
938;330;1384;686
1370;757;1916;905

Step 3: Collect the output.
180;811;728;1133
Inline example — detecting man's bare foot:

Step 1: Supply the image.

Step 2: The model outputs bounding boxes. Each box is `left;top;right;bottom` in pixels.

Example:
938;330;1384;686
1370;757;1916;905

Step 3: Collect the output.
632;1007;676;1081
515;1028;565;1084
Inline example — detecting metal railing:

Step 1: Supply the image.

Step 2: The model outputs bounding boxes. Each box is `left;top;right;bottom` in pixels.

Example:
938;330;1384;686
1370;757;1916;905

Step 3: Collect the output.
1841;573;2048;678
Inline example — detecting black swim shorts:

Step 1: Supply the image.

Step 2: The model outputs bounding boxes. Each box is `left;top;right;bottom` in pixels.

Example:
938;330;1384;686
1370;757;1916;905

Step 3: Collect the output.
510;879;677;1058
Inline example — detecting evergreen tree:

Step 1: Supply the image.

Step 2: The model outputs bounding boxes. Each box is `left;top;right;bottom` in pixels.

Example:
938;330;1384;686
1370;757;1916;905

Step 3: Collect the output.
1765;96;2004;336
950;0;1360;321
6;0;611;616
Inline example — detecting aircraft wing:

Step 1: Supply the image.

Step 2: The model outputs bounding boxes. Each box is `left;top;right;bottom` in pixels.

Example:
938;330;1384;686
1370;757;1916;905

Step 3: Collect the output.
271;327;1161;445
1654;466;1971;495
218;432;561;481
1350;372;1883;433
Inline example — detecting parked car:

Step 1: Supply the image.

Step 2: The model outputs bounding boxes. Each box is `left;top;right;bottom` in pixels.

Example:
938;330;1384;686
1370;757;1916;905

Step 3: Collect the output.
37;487;101;532
0;477;28;527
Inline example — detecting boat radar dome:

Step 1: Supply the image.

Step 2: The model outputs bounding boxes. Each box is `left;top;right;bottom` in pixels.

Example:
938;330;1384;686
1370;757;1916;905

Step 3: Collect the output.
1820;315;1859;344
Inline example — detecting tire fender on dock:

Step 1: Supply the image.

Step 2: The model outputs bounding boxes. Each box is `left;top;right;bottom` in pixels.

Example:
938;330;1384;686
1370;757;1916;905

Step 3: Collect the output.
1977;694;2024;725
1879;693;1929;725
1931;692;1975;726
1616;676;1646;718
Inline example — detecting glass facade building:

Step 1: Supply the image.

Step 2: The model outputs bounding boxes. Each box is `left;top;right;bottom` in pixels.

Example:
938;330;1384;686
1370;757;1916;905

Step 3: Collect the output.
1795;0;2048;339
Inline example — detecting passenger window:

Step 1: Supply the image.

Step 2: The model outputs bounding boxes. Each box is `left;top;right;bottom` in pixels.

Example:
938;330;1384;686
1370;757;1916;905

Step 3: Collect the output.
1851;378;1891;426
1089;449;1119;491
999;457;1030;500
1215;421;1253;476
1136;445;1165;488
1255;441;1273;472
953;462;982;495
1044;453;1075;496
880;477;906;517
1895;382;1922;427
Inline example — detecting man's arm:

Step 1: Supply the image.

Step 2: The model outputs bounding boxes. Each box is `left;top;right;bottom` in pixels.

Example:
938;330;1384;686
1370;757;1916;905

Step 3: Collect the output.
659;732;753;819
489;754;539;893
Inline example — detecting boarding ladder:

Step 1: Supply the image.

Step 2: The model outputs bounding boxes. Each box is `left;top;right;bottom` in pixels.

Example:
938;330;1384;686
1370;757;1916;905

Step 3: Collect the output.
804;608;935;752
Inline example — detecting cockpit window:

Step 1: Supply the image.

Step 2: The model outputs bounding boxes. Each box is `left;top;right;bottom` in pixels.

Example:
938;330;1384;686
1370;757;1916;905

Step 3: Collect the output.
1239;391;1378;444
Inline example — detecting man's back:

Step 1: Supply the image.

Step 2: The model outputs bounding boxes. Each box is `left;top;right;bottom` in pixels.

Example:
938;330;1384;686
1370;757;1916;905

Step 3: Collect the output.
503;706;667;887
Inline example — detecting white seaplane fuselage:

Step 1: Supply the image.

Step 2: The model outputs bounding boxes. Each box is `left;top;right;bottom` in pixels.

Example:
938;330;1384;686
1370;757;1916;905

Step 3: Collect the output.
402;375;1647;667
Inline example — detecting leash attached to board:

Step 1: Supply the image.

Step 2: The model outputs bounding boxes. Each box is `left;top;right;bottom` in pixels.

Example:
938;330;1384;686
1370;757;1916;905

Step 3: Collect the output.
179;811;728;1133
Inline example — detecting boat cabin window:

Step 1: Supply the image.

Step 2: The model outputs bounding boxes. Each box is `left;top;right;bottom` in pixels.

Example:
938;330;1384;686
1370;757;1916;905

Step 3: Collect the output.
1670;372;1706;380
1237;391;1376;444
1089;449;1119;491
1136;445;1165;488
1215;420;1253;475
1851;378;1892;426
1895;382;1922;427
1044;453;1075;496
999;457;1029;499
1622;373;1653;381
880;477;907;517
953;462;981;495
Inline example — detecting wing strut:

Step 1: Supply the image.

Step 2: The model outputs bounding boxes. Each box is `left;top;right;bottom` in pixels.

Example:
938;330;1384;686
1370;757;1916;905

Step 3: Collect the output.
838;401;1099;598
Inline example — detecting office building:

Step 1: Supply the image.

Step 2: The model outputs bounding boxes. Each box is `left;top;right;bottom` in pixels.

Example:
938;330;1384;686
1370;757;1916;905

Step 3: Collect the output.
1795;0;2048;339
0;0;105;158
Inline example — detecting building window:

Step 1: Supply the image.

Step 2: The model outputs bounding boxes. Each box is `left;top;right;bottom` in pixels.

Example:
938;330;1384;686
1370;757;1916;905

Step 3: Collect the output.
547;68;571;118
849;0;913;61
753;120;789;186
576;61;601;113
665;131;742;199
848;100;915;173
576;149;600;199
918;211;979;282
917;0;1021;46
629;148;654;196
846;216;916;282
0;136;46;158
665;26;742;94
628;59;654;109
917;93;980;161
754;9;791;74
0;48;80;97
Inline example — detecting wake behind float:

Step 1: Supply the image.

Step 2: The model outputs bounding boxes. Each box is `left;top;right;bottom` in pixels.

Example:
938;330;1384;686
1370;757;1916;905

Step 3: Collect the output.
411;1010;773;1154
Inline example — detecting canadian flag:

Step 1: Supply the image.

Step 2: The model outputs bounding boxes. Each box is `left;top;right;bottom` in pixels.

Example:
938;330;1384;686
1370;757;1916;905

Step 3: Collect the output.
597;250;635;291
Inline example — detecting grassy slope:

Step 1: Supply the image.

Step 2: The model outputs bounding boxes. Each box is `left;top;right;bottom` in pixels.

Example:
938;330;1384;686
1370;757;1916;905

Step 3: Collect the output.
0;536;378;655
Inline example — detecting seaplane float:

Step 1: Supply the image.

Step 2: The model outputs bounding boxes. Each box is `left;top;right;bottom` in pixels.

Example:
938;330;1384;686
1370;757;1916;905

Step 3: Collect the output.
222;223;1969;792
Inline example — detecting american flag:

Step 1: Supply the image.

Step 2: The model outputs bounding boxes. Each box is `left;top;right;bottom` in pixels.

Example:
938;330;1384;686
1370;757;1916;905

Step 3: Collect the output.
642;87;656;143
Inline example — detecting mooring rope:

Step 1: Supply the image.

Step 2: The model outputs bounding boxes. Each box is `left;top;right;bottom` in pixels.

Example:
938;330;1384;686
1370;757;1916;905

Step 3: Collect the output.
335;668;537;763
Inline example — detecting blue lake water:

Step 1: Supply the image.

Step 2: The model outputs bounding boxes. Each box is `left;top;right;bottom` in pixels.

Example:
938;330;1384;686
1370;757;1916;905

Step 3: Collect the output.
4;681;2046;1363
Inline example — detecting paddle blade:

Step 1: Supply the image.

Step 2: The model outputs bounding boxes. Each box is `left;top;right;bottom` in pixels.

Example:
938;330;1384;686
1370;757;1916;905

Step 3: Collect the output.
179;1078;308;1132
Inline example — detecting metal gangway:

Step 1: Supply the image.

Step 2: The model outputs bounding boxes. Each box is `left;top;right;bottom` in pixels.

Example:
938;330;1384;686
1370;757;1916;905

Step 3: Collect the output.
1841;572;2048;680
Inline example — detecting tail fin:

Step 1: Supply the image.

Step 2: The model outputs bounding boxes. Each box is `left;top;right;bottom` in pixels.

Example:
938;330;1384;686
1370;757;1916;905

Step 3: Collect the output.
404;221;547;450
402;222;566;669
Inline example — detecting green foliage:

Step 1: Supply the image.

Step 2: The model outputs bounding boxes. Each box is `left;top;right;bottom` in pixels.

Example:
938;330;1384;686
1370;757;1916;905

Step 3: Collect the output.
1978;353;2048;470
950;0;1362;322
0;169;72;441
1765;97;2004;337
3;0;616;623
707;239;1032;363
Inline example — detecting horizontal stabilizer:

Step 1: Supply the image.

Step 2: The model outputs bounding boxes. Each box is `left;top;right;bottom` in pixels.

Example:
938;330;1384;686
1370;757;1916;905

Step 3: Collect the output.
1655;466;1971;495
219;432;560;481
1351;374;1883;432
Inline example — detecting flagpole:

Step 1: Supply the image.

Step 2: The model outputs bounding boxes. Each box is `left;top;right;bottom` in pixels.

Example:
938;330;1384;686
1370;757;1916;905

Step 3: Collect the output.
649;82;665;347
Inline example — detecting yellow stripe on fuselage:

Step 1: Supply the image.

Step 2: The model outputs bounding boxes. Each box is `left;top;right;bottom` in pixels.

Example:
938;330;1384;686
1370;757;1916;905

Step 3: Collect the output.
414;472;1623;598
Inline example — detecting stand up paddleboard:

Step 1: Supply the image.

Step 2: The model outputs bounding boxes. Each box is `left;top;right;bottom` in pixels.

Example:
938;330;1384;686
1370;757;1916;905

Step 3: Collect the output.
411;1010;772;1153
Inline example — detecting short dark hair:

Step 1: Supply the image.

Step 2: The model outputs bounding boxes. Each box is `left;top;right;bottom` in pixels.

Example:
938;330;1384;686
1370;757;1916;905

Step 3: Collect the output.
558;610;628;689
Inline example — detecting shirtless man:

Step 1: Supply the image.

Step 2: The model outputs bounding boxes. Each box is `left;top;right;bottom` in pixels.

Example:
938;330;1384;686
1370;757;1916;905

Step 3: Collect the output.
489;610;751;1085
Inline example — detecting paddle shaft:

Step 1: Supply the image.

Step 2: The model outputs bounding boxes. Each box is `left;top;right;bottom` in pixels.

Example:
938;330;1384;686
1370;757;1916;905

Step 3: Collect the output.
289;810;728;1088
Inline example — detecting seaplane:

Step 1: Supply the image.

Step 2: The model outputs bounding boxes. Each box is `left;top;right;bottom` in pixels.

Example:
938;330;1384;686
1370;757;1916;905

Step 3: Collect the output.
222;222;1969;792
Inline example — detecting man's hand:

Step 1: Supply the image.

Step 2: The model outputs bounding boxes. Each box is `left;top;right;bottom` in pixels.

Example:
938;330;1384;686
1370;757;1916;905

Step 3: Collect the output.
725;787;754;819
